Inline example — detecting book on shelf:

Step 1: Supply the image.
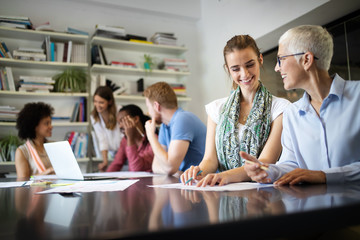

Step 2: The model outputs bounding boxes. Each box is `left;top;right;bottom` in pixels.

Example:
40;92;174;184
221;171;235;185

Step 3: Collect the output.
158;58;189;72
66;27;89;36
41;37;86;63
169;83;187;96
13;49;46;61
91;45;107;65
0;105;19;122
35;22;54;32
129;39;153;45
0;15;33;29
70;97;87;122
17;75;54;93
94;25;127;40
65;131;89;158
111;61;137;68
150;32;177;46
0;67;15;91
0;41;12;58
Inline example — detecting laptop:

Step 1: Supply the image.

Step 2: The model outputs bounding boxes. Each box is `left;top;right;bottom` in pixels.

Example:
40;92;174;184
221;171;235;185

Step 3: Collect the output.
44;141;116;180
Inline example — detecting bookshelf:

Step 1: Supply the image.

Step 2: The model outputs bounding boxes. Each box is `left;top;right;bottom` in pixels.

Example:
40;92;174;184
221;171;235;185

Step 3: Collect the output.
0;26;193;170
90;35;192;111
0;26;90;167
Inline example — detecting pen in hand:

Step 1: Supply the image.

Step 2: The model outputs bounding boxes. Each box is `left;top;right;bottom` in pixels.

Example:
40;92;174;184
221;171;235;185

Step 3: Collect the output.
243;159;269;171
184;170;203;185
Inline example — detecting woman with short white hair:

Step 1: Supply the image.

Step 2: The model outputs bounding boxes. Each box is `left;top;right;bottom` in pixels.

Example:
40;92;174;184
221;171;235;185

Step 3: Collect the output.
244;25;360;185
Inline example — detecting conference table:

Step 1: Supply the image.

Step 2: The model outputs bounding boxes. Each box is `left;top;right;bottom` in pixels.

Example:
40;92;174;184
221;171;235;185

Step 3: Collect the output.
1;175;360;239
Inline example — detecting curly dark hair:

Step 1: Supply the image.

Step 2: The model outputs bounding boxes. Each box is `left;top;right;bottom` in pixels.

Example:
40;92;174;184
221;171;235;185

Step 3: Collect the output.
16;102;54;140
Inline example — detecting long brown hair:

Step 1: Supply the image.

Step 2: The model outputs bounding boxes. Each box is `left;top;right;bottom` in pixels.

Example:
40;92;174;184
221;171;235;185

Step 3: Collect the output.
223;35;262;89
91;86;117;130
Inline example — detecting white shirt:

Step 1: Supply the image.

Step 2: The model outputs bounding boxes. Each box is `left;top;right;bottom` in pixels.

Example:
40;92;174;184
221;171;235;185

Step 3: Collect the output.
205;95;290;139
90;114;122;155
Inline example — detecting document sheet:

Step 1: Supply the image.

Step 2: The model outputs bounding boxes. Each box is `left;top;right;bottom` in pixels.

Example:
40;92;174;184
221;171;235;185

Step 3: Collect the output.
148;182;274;192
37;179;139;194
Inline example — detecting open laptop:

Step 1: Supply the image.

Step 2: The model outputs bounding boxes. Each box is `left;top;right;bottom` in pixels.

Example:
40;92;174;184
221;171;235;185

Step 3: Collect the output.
44;141;116;180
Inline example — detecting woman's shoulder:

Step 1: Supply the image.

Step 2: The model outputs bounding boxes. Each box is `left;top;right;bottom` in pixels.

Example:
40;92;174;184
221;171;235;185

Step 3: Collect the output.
270;95;291;121
205;96;229;124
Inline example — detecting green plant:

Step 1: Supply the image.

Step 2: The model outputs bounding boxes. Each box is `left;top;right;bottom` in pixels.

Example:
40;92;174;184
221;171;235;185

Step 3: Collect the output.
143;54;155;71
53;68;87;92
0;135;23;162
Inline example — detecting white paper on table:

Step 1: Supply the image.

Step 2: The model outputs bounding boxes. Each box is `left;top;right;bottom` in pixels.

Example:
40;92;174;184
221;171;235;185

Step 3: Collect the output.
0;181;33;188
37;179;139;194
31;171;161;181
148;182;274;192
83;171;162;179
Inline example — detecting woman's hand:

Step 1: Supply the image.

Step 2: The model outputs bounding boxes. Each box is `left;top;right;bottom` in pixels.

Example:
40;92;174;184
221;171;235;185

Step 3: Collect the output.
180;165;203;185
242;151;271;183
196;172;231;187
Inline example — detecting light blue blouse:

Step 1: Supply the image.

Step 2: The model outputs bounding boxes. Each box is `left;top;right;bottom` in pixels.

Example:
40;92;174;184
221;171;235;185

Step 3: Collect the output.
267;74;360;183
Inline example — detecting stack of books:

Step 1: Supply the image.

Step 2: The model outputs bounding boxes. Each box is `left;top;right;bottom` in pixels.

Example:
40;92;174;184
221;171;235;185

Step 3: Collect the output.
170;83;187;96
159;58;189;72
0;41;12;58
70;97;87;122
94;25;126;40
150;32;177;46
43;36;87;63
18;75;55;93
0;67;15;91
13;47;46;61
65;131;89;158
111;61;137;69
0;106;19;122
0;16;33;29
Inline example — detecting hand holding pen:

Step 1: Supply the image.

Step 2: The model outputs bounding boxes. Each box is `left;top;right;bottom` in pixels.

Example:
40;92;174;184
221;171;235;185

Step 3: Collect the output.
181;165;203;185
242;151;272;184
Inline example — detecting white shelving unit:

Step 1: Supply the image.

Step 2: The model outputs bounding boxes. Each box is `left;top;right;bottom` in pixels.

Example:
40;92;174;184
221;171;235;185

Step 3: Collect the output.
0;26;193;170
90;35;192;110
0;26;90;168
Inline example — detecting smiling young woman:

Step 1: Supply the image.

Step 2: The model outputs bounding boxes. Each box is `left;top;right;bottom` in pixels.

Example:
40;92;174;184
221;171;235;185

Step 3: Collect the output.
90;86;122;171
181;35;290;187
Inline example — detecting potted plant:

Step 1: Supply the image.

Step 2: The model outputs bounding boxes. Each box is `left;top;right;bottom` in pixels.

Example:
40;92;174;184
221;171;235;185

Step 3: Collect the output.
53;68;87;93
143;54;155;72
0;135;23;162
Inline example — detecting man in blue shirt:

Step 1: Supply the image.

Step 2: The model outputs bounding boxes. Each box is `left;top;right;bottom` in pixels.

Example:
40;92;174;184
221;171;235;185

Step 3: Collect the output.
243;25;360;184
144;82;206;175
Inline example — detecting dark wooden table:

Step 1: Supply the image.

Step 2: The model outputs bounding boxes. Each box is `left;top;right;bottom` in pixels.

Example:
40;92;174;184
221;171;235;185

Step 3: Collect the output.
1;176;360;239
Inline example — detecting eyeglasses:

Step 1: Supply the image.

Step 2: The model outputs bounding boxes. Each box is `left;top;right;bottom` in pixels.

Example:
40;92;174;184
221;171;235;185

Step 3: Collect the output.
277;52;318;67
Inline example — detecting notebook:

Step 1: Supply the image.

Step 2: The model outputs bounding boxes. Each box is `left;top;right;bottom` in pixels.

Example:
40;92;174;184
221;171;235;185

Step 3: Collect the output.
44;141;115;180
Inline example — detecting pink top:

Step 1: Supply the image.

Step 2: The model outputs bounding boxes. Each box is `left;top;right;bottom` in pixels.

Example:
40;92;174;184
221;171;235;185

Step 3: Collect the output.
106;135;154;172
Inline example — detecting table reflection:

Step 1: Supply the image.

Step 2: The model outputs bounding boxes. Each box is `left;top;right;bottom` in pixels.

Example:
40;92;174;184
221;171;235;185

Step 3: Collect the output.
1;177;360;239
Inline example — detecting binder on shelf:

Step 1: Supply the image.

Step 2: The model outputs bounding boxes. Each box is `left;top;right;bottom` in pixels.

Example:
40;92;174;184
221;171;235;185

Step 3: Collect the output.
65;131;89;158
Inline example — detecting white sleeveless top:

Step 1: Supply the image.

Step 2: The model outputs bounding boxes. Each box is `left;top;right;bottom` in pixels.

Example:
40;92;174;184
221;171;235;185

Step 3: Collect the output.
18;140;52;175
205;95;291;138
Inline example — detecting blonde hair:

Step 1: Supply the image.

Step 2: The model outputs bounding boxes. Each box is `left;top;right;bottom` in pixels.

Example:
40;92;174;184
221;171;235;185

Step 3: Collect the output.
91;86;117;130
279;25;333;70
143;82;178;109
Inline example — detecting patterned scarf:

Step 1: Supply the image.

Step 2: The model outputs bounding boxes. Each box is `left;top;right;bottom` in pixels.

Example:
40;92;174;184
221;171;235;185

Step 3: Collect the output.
215;82;272;171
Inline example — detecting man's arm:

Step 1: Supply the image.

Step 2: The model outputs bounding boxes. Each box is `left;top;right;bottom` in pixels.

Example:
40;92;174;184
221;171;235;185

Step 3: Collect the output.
150;139;190;175
145;118;190;175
